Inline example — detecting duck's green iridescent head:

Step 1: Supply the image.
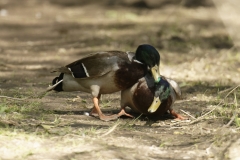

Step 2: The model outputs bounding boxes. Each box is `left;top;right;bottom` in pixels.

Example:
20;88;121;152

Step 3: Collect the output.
135;44;161;83
148;78;171;113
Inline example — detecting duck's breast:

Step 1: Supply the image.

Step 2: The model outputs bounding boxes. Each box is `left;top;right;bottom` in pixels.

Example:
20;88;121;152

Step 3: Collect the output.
131;79;155;114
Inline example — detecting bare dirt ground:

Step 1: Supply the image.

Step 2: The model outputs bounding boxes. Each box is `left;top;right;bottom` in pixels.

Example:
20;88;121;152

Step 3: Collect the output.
0;0;240;159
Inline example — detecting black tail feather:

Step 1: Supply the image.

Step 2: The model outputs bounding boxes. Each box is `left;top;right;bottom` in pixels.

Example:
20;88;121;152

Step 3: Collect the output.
52;73;64;92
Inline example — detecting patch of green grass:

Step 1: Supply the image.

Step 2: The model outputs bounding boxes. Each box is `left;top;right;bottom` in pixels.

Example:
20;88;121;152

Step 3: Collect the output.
159;141;166;148
0;97;52;133
101;99;113;108
100;95;117;108
80;126;98;136
0;101;41;115
234;117;240;127
211;90;240;127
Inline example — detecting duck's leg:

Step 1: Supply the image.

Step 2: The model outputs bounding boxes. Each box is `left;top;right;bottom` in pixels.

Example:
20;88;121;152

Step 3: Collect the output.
89;106;98;117
169;109;185;120
89;94;101;117
91;94;119;121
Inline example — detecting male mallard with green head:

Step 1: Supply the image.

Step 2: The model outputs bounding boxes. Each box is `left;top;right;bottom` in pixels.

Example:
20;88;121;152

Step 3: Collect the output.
120;74;185;120
47;44;161;121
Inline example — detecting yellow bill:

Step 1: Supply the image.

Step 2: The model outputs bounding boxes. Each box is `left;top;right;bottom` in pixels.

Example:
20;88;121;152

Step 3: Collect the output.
148;96;161;113
151;65;160;83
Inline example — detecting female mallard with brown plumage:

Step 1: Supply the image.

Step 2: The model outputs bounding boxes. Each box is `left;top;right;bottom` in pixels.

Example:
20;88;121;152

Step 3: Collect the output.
47;44;161;121
120;74;185;120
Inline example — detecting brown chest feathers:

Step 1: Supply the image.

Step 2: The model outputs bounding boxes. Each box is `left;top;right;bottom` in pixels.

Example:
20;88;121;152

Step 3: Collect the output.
114;62;147;90
132;80;172;116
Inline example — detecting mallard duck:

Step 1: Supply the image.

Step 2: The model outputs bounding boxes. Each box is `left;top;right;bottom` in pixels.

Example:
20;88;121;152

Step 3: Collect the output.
47;44;161;121
119;73;185;120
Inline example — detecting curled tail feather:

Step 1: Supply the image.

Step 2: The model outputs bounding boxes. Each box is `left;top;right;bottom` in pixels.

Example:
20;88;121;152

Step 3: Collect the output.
47;73;64;92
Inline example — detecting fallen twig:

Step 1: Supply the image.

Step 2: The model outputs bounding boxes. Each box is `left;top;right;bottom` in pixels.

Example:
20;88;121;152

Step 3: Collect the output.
180;109;196;119
0;96;28;101
187;85;240;125
123;113;143;127
224;113;237;127
224;91;238;127
0;90;51;101
169;85;240;127
100;121;120;137
218;86;235;94
0;119;18;126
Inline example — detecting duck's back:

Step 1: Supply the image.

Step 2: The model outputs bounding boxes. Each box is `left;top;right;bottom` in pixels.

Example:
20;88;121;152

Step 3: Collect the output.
52;51;148;94
66;51;130;78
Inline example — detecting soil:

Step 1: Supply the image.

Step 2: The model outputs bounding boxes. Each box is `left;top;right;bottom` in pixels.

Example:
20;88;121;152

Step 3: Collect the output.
0;0;240;160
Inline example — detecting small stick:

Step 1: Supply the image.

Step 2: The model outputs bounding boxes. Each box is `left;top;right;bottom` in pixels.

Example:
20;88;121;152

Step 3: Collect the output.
224;113;237;127
46;80;63;91
123;113;143;127
180;109;196;119
219;84;239;94
100;121;120;137
224;91;238;127
0;96;28;101
188;85;240;125
169;85;239;127
0;90;50;101
218;86;235;94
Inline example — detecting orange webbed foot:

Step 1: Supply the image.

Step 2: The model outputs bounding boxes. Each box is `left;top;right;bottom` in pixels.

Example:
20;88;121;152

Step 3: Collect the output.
98;113;119;121
117;108;134;118
169;109;186;120
89;106;119;121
